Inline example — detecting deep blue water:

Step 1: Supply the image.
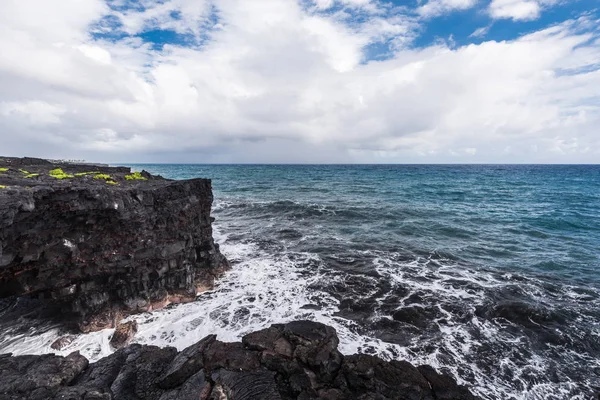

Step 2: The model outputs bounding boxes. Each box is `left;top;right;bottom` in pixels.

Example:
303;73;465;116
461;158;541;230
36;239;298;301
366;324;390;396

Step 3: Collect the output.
127;164;600;399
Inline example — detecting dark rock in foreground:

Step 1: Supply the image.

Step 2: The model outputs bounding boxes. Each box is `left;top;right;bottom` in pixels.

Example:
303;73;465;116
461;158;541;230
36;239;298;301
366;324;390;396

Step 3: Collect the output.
0;157;228;332
0;320;478;400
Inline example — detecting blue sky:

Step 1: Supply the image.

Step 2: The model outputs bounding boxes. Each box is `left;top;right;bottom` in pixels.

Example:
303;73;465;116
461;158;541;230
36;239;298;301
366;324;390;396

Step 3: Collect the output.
0;0;599;163
97;0;599;53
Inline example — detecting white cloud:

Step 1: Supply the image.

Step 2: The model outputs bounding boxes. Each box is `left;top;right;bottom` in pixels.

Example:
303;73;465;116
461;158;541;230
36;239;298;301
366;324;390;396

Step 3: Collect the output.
488;0;559;21
110;0;213;37
78;45;112;64
417;0;479;18
313;0;335;10
470;26;491;38
310;0;382;13
0;0;108;42
0;0;598;163
489;0;540;20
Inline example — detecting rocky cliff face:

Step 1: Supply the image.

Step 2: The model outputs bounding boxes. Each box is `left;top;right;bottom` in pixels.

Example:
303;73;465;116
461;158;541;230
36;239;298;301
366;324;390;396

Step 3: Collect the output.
0;157;228;332
0;320;478;400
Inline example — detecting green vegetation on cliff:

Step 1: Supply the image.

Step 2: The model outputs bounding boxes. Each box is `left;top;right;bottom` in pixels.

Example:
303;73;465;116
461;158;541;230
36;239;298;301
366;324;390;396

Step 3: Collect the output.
19;169;39;178
125;171;147;181
93;173;118;185
49;168;74;179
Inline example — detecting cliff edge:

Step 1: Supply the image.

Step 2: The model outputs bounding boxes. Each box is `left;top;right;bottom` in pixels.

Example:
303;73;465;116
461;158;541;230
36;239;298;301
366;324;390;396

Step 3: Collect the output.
0;157;229;332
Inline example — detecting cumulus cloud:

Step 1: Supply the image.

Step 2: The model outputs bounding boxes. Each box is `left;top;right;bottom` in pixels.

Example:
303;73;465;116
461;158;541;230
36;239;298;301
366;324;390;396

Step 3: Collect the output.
417;0;479;18
0;0;598;163
105;0;215;39
488;0;559;21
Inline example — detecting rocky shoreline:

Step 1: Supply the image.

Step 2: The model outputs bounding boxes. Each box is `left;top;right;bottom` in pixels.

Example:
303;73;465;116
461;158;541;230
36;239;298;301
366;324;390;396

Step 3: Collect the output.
0;157;478;399
0;320;478;400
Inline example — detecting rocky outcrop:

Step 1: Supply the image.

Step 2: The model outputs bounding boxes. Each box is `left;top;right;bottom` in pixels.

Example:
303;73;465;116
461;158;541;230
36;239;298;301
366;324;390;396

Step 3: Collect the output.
0;157;228;332
0;320;478;400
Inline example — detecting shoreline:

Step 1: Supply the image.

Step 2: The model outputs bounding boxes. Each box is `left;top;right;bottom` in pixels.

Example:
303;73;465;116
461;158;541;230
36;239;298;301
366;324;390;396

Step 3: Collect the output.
2;159;598;399
0;157;479;399
0;320;478;400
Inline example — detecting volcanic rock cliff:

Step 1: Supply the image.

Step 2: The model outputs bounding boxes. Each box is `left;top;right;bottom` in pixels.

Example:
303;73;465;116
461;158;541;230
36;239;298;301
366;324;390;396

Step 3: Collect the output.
0;157;228;332
0;320;478;400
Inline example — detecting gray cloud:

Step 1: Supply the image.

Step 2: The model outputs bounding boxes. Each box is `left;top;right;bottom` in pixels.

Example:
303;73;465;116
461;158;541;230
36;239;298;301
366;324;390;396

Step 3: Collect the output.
0;0;599;163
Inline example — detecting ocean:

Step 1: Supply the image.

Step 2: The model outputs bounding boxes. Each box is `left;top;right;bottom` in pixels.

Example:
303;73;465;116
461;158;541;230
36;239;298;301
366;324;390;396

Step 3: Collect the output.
1;164;599;399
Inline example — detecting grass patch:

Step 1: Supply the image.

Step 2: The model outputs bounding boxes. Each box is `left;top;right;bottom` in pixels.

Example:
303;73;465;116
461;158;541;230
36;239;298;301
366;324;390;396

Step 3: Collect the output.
49;168;74;179
18;168;38;178
125;171;147;181
22;171;39;179
93;174;118;185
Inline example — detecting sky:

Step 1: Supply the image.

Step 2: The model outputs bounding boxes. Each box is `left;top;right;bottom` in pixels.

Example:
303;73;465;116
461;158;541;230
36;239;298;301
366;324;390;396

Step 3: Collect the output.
0;0;598;163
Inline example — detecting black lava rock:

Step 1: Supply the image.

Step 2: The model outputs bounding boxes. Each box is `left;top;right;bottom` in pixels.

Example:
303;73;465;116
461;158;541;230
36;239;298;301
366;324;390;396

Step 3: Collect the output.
0;157;228;332
0;320;481;400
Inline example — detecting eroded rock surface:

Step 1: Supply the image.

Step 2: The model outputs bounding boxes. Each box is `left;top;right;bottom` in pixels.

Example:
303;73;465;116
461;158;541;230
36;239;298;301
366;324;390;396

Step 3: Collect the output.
0;321;479;400
0;157;228;331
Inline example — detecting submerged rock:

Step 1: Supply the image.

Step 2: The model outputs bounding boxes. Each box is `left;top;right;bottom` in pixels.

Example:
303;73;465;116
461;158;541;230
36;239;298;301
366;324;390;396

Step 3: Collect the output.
0;320;479;400
50;335;76;351
0;157;229;332
110;320;138;349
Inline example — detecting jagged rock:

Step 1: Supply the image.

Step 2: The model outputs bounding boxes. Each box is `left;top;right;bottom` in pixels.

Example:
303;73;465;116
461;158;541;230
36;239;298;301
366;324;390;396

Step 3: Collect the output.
0;321;480;400
50;335;76;350
243;325;293;358
110;345;178;400
0;351;88;399
204;341;261;372
339;354;434;400
211;370;281;400
109;320;138;349
159;370;212;400
283;321;343;383
0;157;229;332
157;334;216;389
243;325;283;352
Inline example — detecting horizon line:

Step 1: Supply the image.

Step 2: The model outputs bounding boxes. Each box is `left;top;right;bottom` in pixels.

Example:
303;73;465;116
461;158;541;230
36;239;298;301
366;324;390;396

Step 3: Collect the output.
113;162;600;166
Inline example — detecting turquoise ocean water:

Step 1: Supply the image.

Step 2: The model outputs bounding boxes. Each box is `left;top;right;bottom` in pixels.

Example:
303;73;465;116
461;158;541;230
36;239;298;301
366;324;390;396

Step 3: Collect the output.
1;164;598;399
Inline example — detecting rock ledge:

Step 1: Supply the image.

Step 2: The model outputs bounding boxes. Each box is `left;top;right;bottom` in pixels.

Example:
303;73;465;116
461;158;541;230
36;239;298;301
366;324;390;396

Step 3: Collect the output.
0;320;478;400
